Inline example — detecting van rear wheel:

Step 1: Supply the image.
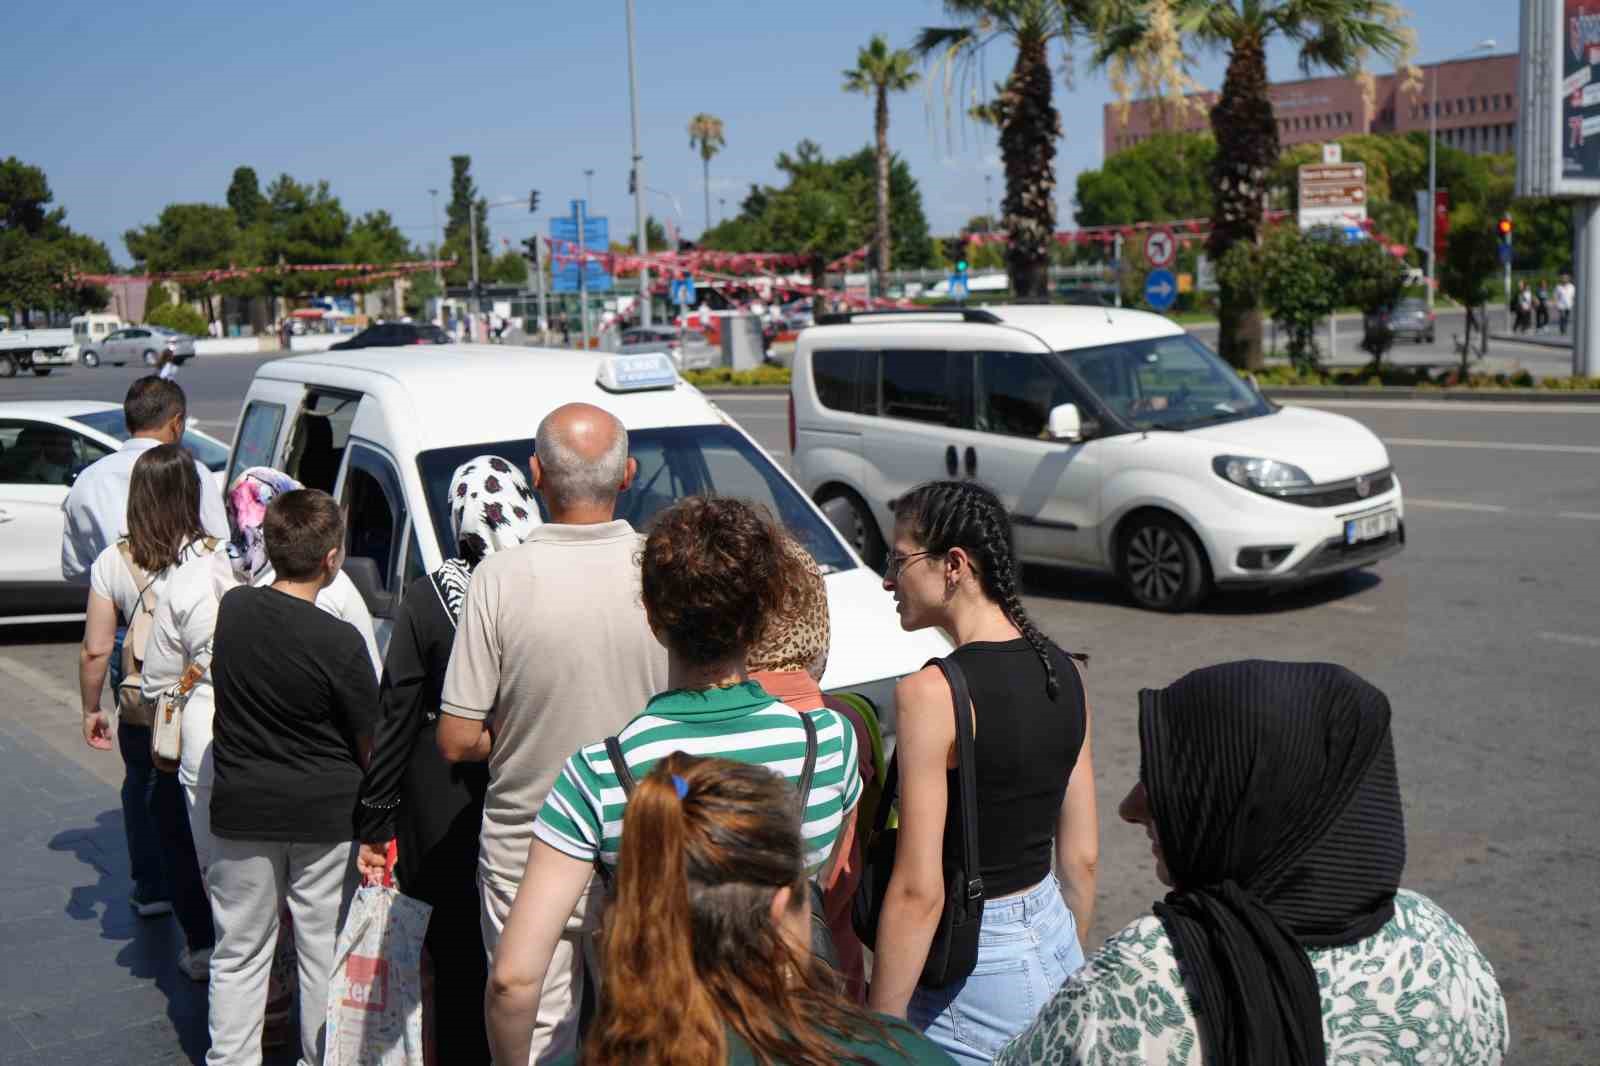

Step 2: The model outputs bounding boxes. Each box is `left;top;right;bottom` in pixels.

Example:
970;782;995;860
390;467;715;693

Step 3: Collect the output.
816;487;886;571
1119;513;1209;612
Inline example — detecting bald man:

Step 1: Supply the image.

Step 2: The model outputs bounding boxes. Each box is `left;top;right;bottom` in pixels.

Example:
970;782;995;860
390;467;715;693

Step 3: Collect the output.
438;403;668;1062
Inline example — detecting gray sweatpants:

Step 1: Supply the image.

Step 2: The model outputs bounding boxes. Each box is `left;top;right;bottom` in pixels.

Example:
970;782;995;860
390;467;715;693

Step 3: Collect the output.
205;838;357;1066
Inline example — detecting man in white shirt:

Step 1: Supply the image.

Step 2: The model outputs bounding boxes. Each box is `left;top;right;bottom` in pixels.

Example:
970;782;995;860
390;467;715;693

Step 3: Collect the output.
1556;274;1577;336
61;376;228;584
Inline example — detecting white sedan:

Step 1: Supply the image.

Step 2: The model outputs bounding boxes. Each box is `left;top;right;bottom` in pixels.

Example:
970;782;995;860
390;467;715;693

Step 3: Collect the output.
0;401;231;625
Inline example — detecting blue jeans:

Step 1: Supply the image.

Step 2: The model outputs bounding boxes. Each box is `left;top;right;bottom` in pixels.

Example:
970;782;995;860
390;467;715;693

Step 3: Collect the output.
908;874;1085;1065
117;720;169;902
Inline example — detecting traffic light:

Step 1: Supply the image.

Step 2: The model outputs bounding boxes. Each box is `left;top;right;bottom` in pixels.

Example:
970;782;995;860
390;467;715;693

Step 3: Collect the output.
943;236;967;271
529;189;541;214
520;236;541;267
1497;216;1513;243
956;257;969;275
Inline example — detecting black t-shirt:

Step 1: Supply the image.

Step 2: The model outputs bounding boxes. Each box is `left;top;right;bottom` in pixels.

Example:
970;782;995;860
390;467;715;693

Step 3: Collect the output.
211;585;379;843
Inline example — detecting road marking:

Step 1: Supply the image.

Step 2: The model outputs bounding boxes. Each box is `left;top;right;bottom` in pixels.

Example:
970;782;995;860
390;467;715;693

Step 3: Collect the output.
1558;511;1600;521
1537;631;1600;648
1405;498;1508;513
0;654;77;711
1385;437;1600;455
1328;602;1377;614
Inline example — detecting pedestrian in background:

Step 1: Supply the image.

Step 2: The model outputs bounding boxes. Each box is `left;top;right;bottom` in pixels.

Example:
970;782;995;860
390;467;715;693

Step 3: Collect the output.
355;455;542;1066
78;445;219;950
1535;279;1551;333
205;488;378;1066
487;496;863;1065
870;481;1097;1065
438;403;667;1062
1556;273;1576;335
544;754;953;1066
1514;282;1532;334
995;661;1508;1066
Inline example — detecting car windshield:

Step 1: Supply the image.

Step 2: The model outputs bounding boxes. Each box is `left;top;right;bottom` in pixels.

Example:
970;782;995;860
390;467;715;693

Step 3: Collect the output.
416;424;855;573
1057;333;1272;431
70;409;230;472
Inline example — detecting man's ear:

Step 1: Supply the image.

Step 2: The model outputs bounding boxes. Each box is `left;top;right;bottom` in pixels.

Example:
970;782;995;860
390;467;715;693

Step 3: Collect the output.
529;455;545;491
619;455;638;492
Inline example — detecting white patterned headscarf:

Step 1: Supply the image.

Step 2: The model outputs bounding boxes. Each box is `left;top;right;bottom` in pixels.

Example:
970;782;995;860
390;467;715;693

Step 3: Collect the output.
431;455;540;625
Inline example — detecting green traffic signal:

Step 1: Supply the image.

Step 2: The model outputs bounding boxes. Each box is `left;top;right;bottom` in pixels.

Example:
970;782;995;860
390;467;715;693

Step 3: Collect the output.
956;259;968;273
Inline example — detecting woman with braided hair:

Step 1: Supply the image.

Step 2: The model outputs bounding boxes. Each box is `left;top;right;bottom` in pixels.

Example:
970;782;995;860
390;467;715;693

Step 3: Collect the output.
868;479;1098;1065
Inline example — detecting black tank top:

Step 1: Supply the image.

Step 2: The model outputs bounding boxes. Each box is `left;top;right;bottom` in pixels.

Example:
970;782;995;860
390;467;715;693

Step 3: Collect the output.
943;638;1086;898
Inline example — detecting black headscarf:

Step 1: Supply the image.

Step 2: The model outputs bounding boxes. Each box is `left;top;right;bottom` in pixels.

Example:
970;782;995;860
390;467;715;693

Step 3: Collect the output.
1140;660;1405;1066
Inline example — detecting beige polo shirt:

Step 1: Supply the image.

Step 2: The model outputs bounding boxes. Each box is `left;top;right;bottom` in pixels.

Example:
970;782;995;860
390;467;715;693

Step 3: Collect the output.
441;520;668;885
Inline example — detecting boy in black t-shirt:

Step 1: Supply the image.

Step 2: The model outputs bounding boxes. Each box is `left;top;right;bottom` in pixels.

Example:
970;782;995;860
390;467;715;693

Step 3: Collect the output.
206;489;378;1066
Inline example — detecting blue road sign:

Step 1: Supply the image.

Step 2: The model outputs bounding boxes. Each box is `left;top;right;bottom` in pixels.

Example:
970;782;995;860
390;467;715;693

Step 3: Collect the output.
1498;243;1513;266
550;200;612;293
1144;269;1177;311
949;274;970;300
670;277;697;305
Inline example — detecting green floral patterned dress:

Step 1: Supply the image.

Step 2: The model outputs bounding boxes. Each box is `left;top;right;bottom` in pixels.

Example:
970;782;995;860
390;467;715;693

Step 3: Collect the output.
995;890;1508;1066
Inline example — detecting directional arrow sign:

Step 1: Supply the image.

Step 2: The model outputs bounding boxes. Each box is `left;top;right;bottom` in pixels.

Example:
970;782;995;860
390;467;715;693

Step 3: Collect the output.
1144;268;1177;311
1143;227;1177;268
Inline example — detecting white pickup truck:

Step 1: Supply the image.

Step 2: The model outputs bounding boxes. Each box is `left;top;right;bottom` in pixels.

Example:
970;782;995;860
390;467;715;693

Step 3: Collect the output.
0;328;74;378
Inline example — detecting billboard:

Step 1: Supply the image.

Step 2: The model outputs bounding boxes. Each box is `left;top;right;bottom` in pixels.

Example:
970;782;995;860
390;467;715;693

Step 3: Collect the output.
1520;0;1600;196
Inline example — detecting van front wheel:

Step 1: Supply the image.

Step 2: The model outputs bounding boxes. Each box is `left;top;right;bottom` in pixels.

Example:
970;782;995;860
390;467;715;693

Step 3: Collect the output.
1119;513;1209;612
816;487;886;572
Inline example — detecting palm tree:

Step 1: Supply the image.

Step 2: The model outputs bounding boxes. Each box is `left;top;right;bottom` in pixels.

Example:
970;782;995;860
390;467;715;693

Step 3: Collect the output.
843;35;921;275
917;0;1095;299
687;113;726;235
1096;0;1412;367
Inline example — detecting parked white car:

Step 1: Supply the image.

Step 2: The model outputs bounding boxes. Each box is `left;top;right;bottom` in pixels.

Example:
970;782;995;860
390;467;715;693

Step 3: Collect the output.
227;346;948;721
0;402;231;624
789;306;1405;611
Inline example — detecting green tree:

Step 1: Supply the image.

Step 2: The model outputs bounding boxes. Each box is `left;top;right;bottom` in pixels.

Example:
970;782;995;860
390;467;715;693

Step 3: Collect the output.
124;202;239;327
146;302;208;336
445;155;488;286
489;250;528;285
1247;225;1342;368
1439;202;1505;374
688;113;726;234
917;0;1097;298
1074;131;1216;226
1333;237;1407;366
833;148;936;269
1097;0;1412;369
843;34;921;273
226;166;267;228
627;216;669;252
0;157;112;321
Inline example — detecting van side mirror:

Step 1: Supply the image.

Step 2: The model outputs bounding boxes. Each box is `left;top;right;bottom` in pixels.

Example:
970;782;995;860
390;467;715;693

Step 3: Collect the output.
1047;403;1083;443
342;556;395;619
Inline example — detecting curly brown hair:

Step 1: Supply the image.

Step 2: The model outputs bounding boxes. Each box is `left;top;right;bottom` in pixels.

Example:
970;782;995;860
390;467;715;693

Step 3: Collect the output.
640;497;804;667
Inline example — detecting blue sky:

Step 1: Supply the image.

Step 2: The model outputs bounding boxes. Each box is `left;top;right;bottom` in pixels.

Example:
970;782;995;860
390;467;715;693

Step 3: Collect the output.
9;0;1519;267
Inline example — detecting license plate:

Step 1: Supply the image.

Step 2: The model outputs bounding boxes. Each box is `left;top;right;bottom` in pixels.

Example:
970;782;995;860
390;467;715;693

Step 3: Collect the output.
1345;509;1398;545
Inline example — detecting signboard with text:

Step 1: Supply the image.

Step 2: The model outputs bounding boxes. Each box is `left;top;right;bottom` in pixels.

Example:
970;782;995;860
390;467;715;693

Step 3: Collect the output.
1519;0;1600;197
550;200;612;293
1297;163;1367;230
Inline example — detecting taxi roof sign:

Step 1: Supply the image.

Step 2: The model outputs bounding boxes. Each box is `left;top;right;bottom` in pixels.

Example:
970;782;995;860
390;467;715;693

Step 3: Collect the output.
596;352;680;393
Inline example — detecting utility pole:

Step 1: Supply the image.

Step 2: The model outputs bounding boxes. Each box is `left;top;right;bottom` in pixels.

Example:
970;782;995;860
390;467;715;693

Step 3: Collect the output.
468;202;481;342
625;0;651;327
1426;41;1497;309
428;188;443;302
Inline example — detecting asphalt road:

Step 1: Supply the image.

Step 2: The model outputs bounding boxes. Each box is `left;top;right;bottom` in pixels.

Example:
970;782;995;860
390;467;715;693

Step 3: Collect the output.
3;353;1597;1062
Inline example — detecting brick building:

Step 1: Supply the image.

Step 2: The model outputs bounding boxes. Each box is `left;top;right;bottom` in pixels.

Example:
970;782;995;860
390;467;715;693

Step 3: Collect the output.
1104;52;1520;160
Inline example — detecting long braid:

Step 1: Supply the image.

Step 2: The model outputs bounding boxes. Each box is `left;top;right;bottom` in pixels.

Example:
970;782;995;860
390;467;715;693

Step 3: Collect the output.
970;491;1060;701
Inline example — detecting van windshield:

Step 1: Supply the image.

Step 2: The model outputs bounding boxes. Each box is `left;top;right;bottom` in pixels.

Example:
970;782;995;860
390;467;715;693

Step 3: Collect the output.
416;425;856;573
1057;334;1272;431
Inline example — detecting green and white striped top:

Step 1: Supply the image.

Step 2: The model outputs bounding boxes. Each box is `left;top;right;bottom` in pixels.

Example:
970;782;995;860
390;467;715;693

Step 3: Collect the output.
533;682;863;874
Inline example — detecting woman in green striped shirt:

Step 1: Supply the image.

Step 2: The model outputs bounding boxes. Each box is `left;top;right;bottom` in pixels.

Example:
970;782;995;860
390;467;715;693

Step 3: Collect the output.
487;497;864;1063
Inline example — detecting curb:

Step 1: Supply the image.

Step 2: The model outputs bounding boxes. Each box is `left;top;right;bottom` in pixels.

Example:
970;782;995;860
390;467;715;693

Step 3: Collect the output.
1486;333;1574;351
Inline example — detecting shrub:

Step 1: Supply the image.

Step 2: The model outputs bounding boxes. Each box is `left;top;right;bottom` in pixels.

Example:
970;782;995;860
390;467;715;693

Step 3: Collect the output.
682;365;791;388
145;303;208;338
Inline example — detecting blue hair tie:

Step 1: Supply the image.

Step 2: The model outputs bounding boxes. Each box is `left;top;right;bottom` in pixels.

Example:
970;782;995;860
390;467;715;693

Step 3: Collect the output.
671;774;689;800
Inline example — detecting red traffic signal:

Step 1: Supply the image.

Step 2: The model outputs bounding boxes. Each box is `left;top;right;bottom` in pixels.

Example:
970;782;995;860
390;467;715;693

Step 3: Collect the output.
1497;217;1513;239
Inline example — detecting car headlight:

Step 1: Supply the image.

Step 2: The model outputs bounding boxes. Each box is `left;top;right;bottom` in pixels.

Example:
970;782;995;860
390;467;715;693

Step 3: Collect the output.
1212;455;1313;494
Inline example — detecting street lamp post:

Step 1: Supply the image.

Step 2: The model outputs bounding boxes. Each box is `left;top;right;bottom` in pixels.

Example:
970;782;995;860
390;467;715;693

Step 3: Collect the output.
428;188;442;302
1426;39;1497;309
625;0;650;327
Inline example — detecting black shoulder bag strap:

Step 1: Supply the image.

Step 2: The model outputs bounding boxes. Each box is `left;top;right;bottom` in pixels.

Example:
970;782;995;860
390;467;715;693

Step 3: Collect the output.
930;656;983;907
795;709;819;813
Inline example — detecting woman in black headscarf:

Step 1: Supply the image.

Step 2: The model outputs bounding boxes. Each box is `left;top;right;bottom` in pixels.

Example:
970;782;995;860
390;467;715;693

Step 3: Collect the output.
996;660;1508;1066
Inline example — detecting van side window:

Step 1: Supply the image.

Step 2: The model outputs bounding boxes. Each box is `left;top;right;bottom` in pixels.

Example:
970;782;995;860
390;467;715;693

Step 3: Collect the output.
227;402;286;487
881;350;968;426
976;352;1084;439
286;389;360;492
813;349;866;413
343;443;409;614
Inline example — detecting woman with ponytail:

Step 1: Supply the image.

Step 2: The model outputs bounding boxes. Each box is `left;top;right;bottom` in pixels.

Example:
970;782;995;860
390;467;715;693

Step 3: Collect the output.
545;754;952;1066
868;480;1098;1064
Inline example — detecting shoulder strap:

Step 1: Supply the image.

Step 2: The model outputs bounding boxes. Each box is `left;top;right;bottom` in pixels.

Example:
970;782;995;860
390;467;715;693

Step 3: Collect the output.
116;541;157;608
795;710;818;814
930;656;983;905
604;736;637;796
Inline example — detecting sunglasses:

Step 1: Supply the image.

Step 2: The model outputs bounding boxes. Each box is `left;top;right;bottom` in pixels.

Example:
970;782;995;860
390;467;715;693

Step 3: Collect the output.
885;549;939;578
